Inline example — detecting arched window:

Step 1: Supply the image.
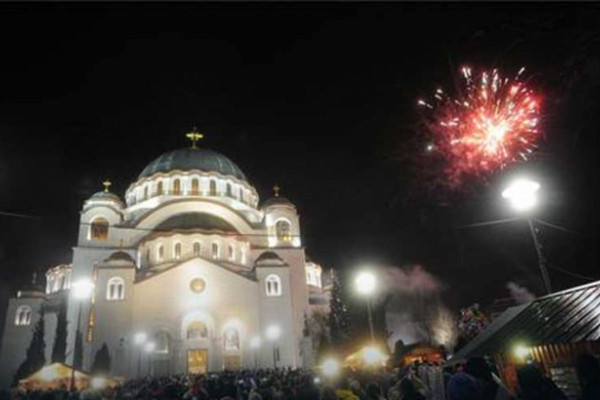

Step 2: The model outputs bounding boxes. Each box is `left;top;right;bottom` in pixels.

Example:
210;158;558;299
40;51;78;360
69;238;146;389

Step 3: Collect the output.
223;327;240;352
155;331;170;354
187;321;208;339
107;277;125;300
173;179;181;195
15;305;32;326
226;183;233;197
144;186;148;200
191;178;199;195
275;220;292;242
212;243;220;259
193;242;201;257
265;274;282;297
157;244;164;263
209;180;217;196
228;245;235;261
157;181;164;195
240;191;245;204
90;218;109;241
174;243;182;260
146;248;151;264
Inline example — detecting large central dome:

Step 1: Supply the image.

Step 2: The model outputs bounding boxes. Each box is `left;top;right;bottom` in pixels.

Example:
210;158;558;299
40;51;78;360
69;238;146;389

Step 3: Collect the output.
139;148;247;181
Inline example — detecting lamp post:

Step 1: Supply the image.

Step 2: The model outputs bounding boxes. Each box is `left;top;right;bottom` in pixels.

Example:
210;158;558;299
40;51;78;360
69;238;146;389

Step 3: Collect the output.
134;332;147;377
502;178;552;294
355;271;377;343
250;336;261;369
266;325;281;368
70;279;95;392
144;341;156;376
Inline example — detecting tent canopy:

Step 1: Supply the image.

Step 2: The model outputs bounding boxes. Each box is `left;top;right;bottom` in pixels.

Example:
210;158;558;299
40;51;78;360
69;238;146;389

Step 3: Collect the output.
452;280;600;362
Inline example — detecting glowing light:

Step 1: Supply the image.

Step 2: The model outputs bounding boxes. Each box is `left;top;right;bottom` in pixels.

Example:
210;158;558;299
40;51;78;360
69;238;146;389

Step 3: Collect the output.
266;325;281;341
72;279;95;300
362;346;387;365
513;344;530;359
502;179;540;212
91;376;107;389
355;271;377;296
250;336;261;349
321;358;340;377
418;67;542;187
134;332;147;345
144;341;156;353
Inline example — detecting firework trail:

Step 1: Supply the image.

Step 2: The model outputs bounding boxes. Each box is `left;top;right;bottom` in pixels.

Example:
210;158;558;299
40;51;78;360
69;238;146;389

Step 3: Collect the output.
418;67;542;188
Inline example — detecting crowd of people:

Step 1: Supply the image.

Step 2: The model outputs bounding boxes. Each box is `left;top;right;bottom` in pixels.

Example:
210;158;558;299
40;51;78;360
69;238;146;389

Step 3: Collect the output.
3;353;600;400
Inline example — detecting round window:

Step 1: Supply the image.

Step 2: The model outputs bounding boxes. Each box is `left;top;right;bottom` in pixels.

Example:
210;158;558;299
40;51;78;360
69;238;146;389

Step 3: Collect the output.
190;278;206;294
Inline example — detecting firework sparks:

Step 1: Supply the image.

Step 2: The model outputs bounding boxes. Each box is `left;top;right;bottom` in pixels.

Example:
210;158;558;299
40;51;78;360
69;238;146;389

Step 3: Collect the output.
418;67;542;187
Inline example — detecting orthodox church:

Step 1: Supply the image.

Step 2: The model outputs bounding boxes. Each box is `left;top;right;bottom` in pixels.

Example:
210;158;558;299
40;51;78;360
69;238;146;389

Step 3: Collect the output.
0;132;329;388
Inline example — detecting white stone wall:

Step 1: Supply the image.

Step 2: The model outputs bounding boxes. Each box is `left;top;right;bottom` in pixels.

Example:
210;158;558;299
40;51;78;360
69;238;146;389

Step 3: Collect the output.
130;258;261;375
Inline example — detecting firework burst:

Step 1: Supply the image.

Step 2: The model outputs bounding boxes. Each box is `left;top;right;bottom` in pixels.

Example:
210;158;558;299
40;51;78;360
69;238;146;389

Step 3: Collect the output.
418;66;542;187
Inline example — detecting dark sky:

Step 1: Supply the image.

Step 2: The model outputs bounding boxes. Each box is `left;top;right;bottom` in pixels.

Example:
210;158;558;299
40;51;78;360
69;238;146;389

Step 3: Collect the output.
1;3;599;324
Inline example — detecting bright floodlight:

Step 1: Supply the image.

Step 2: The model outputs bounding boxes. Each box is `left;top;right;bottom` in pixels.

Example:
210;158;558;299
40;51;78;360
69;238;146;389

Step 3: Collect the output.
266;325;281;341
502;179;540;212
91;376;107;389
321;358;340;377
144;341;156;353
134;332;147;345
363;346;385;365
72;279;95;300
513;344;530;359
355;271;377;296
250;336;261;349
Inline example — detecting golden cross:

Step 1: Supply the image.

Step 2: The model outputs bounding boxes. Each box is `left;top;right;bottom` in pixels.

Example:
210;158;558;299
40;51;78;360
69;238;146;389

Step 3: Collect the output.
186;127;204;149
102;179;112;193
273;184;280;197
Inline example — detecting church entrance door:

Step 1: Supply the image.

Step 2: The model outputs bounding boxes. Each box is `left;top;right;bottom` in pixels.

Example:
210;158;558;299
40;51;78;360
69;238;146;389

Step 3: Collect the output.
223;355;241;371
187;349;208;374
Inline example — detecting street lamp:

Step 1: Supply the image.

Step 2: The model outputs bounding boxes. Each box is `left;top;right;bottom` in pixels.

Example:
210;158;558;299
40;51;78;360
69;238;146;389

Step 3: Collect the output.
133;332;147;377
250;336;261;369
70;278;95;391
144;341;156;376
266;325;281;368
355;271;377;343
502;178;551;294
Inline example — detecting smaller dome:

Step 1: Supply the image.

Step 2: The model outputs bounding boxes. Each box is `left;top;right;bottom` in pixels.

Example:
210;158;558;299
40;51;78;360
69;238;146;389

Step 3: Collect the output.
105;251;135;263
262;196;294;208
255;251;287;266
90;191;123;203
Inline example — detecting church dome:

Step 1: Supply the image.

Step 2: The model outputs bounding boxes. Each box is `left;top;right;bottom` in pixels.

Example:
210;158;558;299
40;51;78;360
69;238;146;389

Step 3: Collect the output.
90;191;123;203
139;148;247;182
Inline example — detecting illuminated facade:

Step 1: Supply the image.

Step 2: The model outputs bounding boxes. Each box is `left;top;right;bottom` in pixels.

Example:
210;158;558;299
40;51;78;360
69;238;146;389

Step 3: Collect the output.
0;139;328;387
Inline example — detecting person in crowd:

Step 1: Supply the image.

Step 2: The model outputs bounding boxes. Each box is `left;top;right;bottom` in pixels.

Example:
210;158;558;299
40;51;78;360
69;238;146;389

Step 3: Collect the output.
575;353;600;400
364;383;385;400
334;379;359;400
446;372;482;400
398;379;426;400
465;357;513;400
516;363;568;400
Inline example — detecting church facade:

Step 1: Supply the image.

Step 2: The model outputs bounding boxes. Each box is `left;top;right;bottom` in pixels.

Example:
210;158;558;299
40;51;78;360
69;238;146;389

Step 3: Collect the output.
0;139;329;388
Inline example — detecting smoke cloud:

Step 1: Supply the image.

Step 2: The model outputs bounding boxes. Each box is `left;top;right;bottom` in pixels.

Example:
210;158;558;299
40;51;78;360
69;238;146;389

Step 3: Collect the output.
507;282;536;304
380;264;442;294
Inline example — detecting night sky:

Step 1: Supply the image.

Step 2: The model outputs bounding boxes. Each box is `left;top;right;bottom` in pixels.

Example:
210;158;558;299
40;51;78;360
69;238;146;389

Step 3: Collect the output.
1;3;600;330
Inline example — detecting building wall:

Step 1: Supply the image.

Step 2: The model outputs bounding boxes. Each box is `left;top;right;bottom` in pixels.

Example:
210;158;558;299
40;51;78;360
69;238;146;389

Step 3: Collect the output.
130;258;261;375
0;297;45;389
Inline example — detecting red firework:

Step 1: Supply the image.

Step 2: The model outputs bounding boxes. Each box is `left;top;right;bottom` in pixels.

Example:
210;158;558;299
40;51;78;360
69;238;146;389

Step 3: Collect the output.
418;67;542;187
